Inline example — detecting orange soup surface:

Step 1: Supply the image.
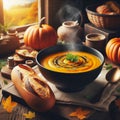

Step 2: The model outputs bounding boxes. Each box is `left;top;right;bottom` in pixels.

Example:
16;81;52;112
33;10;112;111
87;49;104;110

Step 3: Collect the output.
40;51;102;73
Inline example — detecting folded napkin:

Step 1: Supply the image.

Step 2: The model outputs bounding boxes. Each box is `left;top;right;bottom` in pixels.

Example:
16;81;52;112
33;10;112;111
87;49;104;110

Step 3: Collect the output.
38;66;120;111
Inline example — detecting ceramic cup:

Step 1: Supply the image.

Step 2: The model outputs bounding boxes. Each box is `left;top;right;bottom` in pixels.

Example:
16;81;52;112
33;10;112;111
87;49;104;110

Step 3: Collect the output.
85;33;106;54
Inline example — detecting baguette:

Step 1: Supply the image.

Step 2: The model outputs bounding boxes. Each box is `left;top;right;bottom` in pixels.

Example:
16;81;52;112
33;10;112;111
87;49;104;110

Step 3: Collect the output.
11;64;55;112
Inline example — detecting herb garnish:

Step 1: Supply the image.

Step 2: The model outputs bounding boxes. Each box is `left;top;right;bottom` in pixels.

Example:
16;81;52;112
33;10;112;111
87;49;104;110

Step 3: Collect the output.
104;63;113;70
66;53;79;62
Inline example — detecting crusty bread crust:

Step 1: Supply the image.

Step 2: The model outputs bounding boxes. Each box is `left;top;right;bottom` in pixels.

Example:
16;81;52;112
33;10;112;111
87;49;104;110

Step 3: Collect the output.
11;64;55;112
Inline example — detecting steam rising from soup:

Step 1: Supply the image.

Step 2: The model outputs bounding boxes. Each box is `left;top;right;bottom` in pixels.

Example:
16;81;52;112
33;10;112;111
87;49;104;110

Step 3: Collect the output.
40;51;102;73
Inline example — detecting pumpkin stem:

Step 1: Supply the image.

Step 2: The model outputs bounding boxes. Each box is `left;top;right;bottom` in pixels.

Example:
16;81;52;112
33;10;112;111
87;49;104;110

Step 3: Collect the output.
39;17;46;27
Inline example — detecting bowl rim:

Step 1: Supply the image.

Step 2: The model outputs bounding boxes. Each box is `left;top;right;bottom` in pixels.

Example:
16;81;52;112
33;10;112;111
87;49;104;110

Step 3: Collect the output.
36;44;105;74
86;4;120;17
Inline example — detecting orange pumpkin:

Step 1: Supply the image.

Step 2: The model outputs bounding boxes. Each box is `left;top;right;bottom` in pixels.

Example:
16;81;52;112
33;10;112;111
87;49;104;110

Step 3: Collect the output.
106;37;120;64
24;18;58;50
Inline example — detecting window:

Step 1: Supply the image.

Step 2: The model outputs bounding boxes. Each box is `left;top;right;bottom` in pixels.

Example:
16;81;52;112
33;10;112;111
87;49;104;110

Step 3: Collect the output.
0;0;65;32
0;0;41;32
3;0;38;27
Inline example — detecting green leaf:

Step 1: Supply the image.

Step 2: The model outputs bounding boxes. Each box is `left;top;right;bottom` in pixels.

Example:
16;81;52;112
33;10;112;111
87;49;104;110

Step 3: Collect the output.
104;63;113;70
0;24;8;34
4;80;8;85
66;53;79;62
0;60;7;70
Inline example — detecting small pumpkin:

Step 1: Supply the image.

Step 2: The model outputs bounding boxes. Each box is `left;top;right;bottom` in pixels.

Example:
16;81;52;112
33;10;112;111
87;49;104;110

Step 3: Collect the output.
106;37;120;64
24;17;58;50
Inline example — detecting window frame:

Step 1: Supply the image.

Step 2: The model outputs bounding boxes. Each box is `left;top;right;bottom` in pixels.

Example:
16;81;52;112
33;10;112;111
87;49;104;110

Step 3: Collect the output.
0;0;4;25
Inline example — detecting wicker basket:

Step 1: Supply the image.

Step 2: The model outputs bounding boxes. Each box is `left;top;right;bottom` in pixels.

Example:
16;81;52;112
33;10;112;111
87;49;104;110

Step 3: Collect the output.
86;4;120;30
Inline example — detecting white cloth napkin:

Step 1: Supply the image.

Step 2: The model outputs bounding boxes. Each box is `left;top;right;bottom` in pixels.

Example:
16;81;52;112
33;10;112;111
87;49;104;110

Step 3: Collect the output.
38;66;120;111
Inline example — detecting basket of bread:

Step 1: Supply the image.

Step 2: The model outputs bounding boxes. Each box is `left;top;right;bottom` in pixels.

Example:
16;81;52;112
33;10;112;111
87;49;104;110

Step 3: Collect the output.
86;1;120;30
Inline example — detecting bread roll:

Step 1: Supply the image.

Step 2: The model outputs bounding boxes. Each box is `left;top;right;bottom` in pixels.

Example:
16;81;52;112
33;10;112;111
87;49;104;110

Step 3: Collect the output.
96;5;112;14
11;64;55;112
105;1;120;14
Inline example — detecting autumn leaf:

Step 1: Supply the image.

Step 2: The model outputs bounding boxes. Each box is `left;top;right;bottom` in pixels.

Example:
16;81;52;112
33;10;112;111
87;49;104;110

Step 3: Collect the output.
69;108;91;120
23;111;35;119
1;96;17;113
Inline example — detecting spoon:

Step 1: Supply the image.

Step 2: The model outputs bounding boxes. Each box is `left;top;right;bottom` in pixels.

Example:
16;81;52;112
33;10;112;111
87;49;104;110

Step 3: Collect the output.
106;67;120;83
90;67;120;103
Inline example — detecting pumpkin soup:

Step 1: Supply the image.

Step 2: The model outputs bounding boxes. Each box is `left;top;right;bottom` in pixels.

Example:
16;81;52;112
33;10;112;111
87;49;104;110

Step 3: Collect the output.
41;51;102;73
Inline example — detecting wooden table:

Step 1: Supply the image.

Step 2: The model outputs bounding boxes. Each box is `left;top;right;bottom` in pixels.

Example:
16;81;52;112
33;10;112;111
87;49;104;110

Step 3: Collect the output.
0;57;120;120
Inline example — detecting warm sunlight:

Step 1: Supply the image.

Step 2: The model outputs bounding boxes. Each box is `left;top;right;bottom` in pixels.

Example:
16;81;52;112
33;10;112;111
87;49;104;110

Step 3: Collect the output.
3;0;35;10
3;0;38;27
3;0;15;10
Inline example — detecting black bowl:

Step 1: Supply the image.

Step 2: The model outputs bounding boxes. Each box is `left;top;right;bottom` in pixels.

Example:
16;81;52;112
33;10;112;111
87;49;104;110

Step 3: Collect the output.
36;44;104;92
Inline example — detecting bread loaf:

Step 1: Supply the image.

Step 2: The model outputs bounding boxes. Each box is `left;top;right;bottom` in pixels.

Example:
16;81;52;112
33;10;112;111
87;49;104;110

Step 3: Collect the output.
96;5;112;14
11;64;55;112
105;1;120;14
96;1;120;15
